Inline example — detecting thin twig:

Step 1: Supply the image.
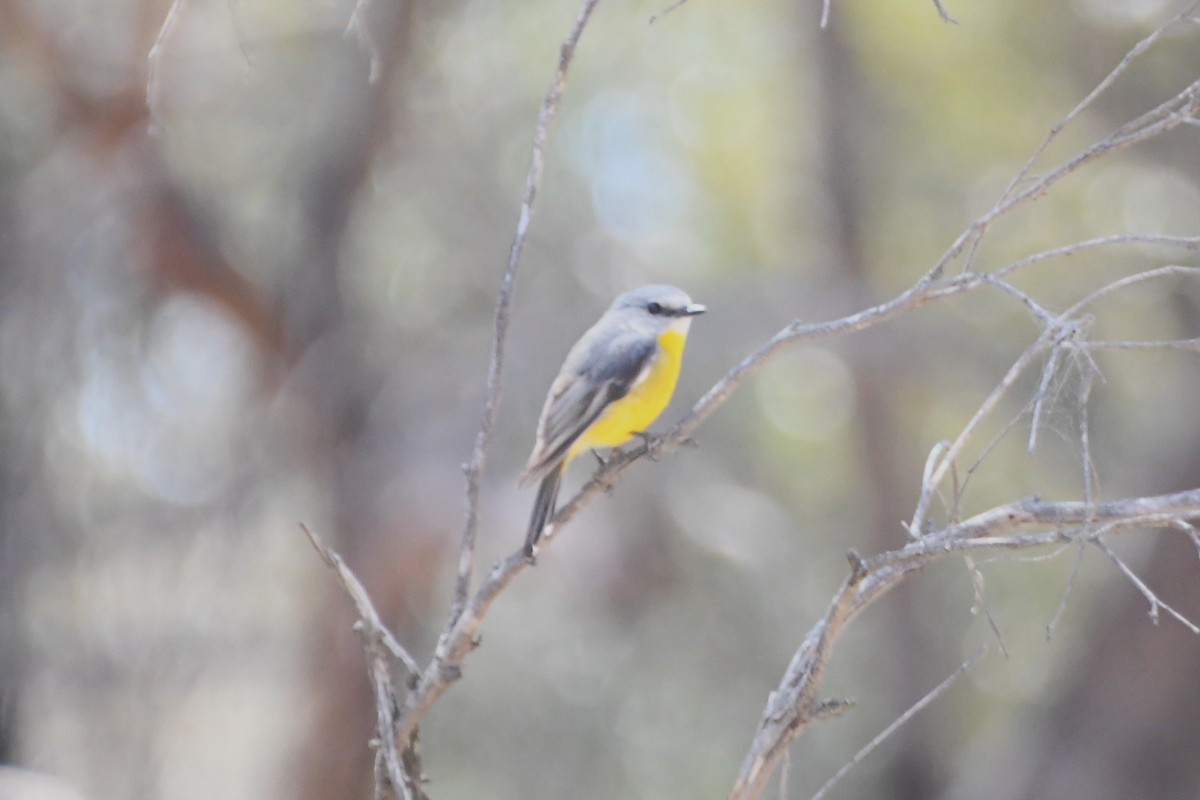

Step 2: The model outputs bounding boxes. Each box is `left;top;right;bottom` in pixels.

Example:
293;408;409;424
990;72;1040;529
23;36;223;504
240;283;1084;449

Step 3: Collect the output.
1172;518;1200;558
993;234;1200;281
1086;338;1200;353
1046;543;1086;640
1027;330;1069;453
649;0;692;24
975;543;1071;566
1077;358;1099;515
963;556;1009;658
302;524;421;675
302;524;422;797
1063;265;1200;317
931;0;958;25
910;440;950;538
448;0;603;629
727;489;1200;800
934;68;1200;279
983;275;1057;327
961;396;1036;489
1093;538;1200;634
911;329;1055;535
146;0;188;135
345;0;383;83
990;1;1197;210
807;646;986;800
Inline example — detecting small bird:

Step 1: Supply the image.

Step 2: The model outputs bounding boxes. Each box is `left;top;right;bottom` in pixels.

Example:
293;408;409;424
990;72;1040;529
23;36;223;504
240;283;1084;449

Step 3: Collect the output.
519;284;706;558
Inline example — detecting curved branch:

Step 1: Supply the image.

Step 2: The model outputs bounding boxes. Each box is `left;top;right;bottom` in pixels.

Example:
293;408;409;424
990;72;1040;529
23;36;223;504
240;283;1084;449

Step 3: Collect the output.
728;488;1200;800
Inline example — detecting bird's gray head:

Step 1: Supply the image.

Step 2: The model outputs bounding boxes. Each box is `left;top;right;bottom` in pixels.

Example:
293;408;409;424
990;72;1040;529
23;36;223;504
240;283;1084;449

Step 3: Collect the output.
610;285;706;331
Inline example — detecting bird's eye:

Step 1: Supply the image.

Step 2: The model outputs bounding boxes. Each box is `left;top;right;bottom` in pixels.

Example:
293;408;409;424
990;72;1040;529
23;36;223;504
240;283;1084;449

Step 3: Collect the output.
647;302;663;315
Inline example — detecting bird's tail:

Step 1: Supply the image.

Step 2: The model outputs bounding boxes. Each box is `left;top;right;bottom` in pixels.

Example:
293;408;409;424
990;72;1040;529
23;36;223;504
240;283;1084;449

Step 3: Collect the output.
525;462;563;559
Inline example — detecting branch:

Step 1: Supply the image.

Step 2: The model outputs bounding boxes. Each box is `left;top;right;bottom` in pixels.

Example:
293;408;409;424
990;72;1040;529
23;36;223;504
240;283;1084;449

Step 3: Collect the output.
727;488;1200;800
649;0;692;25
448;0;604;628
928;2;1200;278
1093;538;1200;633
821;0;956;29
807;646;986;800
345;0;382;83
394;0;606;757
146;0;188;135
302;525;425;800
1086;338;1200;353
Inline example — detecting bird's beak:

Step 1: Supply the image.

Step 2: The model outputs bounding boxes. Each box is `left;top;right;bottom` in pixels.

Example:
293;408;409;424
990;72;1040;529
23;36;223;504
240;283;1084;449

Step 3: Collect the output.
683;303;707;316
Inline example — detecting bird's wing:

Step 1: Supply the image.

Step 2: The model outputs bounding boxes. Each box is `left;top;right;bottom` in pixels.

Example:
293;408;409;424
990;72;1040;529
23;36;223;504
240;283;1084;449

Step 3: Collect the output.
519;330;657;485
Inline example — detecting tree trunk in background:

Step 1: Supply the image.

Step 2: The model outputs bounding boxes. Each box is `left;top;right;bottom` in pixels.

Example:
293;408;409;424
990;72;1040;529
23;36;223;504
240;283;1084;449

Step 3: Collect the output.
812;18;944;798
267;6;448;800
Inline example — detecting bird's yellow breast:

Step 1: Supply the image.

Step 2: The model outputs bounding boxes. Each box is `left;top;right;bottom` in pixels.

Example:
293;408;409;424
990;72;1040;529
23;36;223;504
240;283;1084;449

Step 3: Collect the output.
569;328;687;456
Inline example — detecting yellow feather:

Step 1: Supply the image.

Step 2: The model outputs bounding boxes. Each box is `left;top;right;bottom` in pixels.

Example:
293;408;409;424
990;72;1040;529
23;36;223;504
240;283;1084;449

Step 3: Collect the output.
567;328;687;457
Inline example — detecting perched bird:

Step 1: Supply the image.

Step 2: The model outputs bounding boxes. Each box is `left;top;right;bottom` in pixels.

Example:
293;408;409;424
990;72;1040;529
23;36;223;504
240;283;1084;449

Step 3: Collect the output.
519;284;706;557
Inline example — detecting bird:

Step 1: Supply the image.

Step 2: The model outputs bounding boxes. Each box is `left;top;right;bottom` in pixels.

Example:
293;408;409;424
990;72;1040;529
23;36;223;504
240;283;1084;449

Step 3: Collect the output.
519;284;706;558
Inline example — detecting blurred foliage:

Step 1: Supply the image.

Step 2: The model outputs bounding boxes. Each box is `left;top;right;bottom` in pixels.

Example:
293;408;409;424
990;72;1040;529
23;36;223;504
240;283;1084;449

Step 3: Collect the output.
0;0;1197;798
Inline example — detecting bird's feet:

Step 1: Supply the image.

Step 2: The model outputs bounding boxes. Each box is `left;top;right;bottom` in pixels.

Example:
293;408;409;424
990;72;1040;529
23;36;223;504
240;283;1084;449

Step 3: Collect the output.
631;430;697;459
631;430;664;458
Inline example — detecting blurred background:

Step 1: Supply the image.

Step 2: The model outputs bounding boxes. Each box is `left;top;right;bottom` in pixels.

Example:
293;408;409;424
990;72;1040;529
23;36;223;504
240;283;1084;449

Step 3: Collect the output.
0;0;1198;798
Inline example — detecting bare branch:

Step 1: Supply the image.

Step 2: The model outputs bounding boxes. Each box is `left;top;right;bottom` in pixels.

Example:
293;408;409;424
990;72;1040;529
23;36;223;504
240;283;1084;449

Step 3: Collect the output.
1046;543;1087;640
727;489;1200;800
449;0;603;628
146;0;187;135
1086;338;1200;353
807;646;986;800
994;234;1200;281
931;0;958;25
963;555;1009;658
303;525;421;677
1173;518;1200;558
1064;265;1200;317
649;0;693;25
932;41;1200;280
818;0;956;28
911;328;1054;535
1027;330;1068;454
345;0;383;83
1093;538;1200;634
910;440;950;538
302;525;424;799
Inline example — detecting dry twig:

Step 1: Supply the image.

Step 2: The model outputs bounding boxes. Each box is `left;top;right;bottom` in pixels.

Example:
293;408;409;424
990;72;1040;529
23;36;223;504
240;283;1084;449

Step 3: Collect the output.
302;524;425;800
726;489;1200;799
448;0;604;629
807;646;986;800
146;0;187;134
